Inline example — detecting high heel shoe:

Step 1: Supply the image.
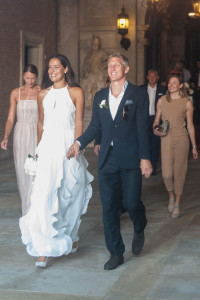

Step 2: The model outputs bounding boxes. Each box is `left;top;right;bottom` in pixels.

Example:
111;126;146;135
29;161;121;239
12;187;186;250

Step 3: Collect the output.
168;199;175;213
172;205;180;219
70;247;78;253
35;257;48;268
70;241;78;253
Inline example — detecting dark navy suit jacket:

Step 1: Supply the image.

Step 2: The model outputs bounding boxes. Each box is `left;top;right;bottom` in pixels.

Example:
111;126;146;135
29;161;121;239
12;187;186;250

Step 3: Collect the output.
78;81;150;169
190;70;200;88
140;83;167;115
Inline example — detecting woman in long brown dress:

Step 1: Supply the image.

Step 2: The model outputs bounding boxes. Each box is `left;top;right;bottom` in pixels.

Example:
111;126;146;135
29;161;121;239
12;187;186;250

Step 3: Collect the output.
153;75;198;218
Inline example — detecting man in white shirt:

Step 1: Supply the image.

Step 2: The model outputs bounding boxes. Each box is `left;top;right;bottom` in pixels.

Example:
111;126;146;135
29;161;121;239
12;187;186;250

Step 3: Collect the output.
67;53;152;270
141;69;167;175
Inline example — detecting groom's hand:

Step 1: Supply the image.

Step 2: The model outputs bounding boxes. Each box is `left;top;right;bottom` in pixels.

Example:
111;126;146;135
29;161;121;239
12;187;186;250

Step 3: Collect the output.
140;159;153;178
67;141;80;159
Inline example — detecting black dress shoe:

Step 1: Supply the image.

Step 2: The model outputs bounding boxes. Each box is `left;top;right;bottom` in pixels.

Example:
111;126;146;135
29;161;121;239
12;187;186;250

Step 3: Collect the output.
104;255;124;270
132;231;145;255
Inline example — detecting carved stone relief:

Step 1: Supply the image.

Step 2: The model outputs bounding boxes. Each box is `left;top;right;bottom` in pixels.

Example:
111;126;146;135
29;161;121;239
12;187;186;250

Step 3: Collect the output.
81;35;109;110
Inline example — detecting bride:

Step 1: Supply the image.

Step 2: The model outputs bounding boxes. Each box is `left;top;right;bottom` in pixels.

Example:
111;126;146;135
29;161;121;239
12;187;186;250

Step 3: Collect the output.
19;54;93;267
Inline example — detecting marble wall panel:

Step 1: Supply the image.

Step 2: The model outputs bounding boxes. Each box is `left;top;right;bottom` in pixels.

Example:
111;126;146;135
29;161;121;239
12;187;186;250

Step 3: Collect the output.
79;0;116;26
58;0;79;80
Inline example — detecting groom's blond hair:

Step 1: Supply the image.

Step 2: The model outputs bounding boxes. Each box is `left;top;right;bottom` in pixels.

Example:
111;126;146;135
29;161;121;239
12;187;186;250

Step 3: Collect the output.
108;52;129;67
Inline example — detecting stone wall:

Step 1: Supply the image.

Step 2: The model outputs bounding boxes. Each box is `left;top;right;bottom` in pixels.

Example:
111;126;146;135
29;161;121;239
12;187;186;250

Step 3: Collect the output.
58;0;147;136
58;0;147;86
0;0;149;157
0;0;58;159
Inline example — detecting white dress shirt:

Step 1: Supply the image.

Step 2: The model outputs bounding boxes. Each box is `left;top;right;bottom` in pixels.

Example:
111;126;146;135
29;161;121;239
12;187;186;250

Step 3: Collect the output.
183;68;191;83
77;81;128;147
147;84;157;116
109;80;128;120
109;80;128;146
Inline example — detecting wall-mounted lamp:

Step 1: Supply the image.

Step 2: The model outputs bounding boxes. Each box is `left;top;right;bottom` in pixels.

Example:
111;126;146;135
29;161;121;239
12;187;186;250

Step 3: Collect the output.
188;0;200;18
117;5;131;50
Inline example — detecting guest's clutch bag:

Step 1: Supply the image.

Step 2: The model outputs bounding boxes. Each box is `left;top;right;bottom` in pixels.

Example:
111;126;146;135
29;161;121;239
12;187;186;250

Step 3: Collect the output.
154;120;169;134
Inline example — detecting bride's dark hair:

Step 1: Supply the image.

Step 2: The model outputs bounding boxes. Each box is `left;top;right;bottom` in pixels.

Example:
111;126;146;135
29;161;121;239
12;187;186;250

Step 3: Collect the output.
41;66;52;89
49;54;80;88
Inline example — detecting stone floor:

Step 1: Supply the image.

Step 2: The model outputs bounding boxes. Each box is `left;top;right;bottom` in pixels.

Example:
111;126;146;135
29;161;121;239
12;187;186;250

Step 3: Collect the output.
0;149;200;300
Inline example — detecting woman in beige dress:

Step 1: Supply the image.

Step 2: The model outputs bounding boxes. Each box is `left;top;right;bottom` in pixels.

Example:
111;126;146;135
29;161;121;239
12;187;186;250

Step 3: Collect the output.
153;75;198;218
1;65;40;215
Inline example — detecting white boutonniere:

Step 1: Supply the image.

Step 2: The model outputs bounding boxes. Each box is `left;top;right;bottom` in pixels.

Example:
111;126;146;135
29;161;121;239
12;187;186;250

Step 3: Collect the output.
24;154;37;176
99;100;108;109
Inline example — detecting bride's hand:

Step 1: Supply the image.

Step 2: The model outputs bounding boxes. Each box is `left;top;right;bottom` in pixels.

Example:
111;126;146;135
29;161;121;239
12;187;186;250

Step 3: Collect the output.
67;141;80;159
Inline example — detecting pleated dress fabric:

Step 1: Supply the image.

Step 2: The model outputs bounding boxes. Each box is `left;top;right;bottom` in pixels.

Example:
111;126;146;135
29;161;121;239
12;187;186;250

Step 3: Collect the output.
19;86;93;257
13;89;38;215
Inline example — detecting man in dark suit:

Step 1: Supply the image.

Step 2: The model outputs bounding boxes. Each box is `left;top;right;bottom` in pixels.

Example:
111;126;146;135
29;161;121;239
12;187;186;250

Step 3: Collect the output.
141;69;167;175
67;53;152;270
190;59;200;107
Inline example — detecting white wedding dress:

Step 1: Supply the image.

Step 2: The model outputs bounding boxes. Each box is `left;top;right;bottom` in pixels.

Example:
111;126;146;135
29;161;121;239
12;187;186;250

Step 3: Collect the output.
19;86;93;257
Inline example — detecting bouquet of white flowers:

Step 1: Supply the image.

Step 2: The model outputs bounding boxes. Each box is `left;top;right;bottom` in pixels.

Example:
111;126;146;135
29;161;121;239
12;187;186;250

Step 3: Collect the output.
24;154;37;176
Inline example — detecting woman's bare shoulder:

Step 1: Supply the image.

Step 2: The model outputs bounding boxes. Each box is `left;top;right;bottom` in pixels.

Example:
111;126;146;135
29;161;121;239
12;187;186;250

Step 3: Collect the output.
9;87;21;102
11;87;20;96
38;86;52;101
36;85;41;92
158;95;165;102
68;86;83;97
186;97;193;108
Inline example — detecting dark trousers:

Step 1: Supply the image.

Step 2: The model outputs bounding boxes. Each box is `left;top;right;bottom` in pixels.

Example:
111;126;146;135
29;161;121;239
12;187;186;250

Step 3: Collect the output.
98;147;147;256
149;115;160;172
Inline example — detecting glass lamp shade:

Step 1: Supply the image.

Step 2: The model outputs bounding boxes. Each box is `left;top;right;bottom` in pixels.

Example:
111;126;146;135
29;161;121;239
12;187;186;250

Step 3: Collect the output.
117;6;129;35
117;17;129;30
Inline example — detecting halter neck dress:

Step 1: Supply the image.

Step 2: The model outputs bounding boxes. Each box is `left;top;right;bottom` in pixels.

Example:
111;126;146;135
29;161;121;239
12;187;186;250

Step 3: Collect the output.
13;88;38;215
19;86;93;257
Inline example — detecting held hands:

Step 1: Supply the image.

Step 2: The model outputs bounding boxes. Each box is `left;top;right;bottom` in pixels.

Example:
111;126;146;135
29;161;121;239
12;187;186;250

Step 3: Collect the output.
1;137;8;150
140;159;153;178
67;141;80;159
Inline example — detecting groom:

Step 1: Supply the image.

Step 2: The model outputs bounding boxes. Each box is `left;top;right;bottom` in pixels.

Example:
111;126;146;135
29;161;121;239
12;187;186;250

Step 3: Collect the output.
67;52;152;270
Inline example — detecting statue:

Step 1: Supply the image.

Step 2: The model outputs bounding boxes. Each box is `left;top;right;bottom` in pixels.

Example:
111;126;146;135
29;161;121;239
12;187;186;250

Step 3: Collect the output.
81;35;109;110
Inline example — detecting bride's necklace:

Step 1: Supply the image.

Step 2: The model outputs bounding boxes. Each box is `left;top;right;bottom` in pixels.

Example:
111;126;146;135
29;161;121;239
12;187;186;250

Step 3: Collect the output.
53;84;68;108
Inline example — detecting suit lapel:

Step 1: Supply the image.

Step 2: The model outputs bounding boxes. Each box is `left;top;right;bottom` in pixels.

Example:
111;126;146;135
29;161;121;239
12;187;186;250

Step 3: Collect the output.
155;86;159;105
100;87;113;120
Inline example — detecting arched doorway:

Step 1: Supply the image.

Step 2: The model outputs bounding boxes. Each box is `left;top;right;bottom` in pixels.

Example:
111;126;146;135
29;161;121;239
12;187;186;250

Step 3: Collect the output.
144;4;170;84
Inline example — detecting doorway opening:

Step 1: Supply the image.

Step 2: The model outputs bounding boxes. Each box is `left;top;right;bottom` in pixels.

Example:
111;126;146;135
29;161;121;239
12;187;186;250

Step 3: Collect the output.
20;31;45;85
